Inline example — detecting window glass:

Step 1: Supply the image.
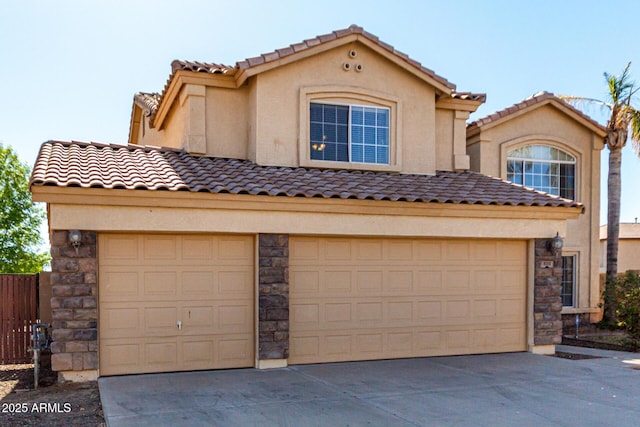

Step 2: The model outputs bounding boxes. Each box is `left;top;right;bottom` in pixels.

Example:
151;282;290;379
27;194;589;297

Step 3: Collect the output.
310;102;389;165
506;145;576;199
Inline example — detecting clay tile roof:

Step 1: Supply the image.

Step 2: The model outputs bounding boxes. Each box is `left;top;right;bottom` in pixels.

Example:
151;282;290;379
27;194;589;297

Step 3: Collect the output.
31;141;582;209
133;92;161;116
467;91;605;132
451;92;487;103
171;60;234;74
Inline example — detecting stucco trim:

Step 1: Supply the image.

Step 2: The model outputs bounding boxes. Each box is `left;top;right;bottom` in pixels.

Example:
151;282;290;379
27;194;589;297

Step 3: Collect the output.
33;186;583;221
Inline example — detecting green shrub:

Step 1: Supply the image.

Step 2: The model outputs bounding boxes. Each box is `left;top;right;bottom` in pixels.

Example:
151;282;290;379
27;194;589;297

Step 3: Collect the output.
613;271;640;344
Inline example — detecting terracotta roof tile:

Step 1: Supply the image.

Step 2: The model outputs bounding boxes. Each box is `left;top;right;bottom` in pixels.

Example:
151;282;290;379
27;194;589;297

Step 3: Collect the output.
468;91;605;132
31;141;582;209
451;92;487;102
171;60;234;74
133;92;161;116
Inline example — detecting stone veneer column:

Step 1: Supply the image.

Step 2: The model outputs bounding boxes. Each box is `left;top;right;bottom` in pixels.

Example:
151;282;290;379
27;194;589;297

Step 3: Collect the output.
49;230;98;382
533;238;563;351
258;234;289;367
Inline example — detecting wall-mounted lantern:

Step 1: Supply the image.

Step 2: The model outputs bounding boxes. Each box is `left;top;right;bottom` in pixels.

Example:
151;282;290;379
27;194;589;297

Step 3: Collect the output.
549;232;563;256
68;230;82;254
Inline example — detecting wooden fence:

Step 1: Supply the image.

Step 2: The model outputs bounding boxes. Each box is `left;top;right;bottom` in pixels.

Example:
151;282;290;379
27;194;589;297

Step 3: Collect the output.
0;274;39;364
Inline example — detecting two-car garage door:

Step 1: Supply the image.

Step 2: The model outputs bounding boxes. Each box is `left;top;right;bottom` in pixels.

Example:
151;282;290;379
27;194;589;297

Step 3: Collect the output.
99;234;254;376
288;237;527;364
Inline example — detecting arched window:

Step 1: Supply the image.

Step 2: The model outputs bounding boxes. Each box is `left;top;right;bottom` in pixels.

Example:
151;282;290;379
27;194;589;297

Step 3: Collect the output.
506;145;576;199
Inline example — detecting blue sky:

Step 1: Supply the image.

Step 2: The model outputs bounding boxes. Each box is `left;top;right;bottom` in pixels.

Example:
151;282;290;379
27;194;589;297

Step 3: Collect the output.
2;0;640;228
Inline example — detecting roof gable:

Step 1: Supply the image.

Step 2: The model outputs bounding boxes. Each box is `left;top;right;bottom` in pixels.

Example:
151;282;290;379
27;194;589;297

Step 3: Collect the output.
143;25;462;132
467;91;607;137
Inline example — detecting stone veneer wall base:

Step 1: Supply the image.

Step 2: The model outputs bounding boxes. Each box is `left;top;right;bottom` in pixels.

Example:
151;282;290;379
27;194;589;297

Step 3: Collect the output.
258;234;290;361
533;238;563;350
49;230;98;383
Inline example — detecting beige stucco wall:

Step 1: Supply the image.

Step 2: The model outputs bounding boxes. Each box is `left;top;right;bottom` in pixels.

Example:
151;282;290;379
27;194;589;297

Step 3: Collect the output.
600;224;640;273
253;41;439;173
467;104;604;318
435;109;454;171
135;40;478;174
35;186;578;242
205;85;250;159
617;240;640;272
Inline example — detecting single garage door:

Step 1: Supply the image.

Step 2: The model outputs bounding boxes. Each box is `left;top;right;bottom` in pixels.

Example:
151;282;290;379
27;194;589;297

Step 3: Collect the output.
289;237;526;364
99;233;254;376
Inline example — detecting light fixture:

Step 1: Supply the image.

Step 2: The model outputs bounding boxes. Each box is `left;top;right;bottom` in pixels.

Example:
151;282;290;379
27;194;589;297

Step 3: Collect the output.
68;230;82;254
549;232;563;255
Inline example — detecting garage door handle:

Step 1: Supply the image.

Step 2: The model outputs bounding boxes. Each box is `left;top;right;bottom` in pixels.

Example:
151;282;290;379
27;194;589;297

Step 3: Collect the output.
177;320;182;330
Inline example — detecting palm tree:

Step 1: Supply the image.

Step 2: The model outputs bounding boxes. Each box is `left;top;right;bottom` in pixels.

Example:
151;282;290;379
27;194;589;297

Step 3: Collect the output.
562;62;640;324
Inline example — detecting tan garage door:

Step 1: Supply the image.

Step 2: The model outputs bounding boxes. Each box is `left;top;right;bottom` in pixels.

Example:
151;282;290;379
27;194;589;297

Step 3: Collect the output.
289;237;526;364
99;234;254;376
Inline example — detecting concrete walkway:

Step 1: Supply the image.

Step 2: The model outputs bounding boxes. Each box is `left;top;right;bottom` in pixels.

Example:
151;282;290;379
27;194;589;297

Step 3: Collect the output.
99;346;640;426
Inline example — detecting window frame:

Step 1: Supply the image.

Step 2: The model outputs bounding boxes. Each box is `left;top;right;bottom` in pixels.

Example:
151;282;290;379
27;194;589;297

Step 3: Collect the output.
309;102;390;165
561;253;577;308
506;145;576;199
500;139;581;202
299;86;402;172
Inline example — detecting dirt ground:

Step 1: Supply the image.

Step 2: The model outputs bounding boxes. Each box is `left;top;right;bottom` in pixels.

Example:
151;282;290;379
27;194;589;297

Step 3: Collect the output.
0;354;105;426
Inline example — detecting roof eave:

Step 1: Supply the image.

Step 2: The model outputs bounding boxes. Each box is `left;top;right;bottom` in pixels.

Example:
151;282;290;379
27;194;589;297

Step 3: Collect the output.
152;70;237;129
234;33;454;95
469;96;607;138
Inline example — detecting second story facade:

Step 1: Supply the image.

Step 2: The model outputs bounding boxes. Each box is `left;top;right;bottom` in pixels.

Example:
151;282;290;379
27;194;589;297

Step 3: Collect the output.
130;25;484;176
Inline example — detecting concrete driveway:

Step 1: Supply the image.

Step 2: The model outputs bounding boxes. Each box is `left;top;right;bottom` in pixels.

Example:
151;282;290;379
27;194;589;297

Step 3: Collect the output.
99;345;640;427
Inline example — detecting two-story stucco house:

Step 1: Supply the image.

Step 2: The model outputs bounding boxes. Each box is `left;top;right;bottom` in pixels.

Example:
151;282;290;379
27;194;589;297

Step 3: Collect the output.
30;25;601;382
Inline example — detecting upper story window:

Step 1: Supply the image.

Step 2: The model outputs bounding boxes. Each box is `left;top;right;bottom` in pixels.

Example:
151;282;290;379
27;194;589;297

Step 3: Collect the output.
310;102;389;165
506;145;576;199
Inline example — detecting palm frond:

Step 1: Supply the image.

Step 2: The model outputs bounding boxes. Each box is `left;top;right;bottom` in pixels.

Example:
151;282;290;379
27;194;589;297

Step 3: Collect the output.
557;94;612;115
629;107;640;155
605;62;635;105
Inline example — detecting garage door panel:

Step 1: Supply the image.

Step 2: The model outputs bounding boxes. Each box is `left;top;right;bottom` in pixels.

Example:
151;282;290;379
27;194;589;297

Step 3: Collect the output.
101;271;140;299
416;270;443;291
99;233;254;376
101;235;139;264
325;239;352;260
217;236;253;261
181;305;213;329
100;342;141;375
101;305;142;339
181;236;216;260
218;270;253;295
445;270;471;292
182;271;215;295
144;306;178;336
218;336;253;365
290;237;526;364
144;271;178;296
356;271;383;292
325;271;352;292
144;236;177;261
